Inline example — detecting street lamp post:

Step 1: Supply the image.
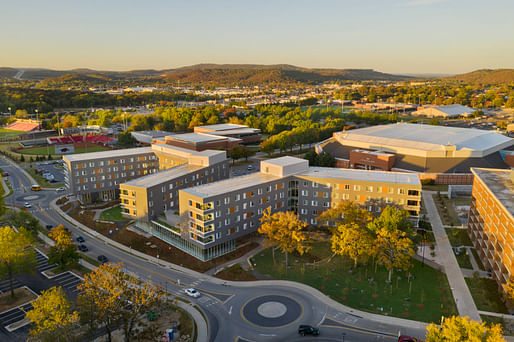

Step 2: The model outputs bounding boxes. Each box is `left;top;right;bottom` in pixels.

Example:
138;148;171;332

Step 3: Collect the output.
342;332;346;342
8;107;11;118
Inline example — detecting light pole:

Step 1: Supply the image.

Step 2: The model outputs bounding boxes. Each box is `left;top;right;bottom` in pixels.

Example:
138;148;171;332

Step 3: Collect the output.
342;332;346;342
8;107;11;118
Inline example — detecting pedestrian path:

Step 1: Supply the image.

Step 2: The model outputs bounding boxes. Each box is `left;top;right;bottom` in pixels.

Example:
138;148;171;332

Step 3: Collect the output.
204;240;264;276
422;191;481;321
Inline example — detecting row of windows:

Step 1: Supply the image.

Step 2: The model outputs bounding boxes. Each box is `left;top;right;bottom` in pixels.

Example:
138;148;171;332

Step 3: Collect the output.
74;155;156;169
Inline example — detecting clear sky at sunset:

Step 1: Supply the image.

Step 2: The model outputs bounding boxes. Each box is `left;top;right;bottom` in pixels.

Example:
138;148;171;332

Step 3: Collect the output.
1;0;513;74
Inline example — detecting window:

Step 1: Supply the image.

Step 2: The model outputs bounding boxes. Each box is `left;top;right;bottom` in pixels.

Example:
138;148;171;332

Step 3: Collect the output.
408;189;420;196
313;191;318;197
215;232;221;239
225;218;230;225
301;209;307;214
354;185;361;191
366;186;373;192
303;181;308;186
257;188;263;195
301;190;309;196
342;193;350;200
303;199;308;205
311;200;318;206
235;194;240;201
377;186;382;192
388;188;394;194
386;197;392;203
344;184;350;190
258;209;262;215
398;188;405;195
312;182;318;188
267;186;272;192
323;202;330;208
224;197;230;204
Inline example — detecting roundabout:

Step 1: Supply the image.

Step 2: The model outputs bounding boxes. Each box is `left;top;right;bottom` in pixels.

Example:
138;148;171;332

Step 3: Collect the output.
241;294;303;328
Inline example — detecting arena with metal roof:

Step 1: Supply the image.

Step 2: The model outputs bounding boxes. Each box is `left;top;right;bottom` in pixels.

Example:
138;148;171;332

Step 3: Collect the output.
319;123;514;173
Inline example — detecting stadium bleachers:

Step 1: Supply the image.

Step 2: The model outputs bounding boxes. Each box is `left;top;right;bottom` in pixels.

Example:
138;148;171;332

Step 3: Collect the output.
47;135;114;145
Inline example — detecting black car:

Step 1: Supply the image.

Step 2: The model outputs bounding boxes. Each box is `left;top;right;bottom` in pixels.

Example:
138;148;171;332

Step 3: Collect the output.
78;244;88;252
97;255;108;263
298;325;320;336
76;236;85;243
45;225;53;230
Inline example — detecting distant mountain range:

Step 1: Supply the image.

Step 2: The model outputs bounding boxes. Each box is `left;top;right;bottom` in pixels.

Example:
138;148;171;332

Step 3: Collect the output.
1;65;513;85
0;64;411;85
445;69;514;83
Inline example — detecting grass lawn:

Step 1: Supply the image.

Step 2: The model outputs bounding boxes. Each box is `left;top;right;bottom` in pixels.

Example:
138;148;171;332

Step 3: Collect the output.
445;228;473;247
471;249;485;271
454;250;473;269
0;287;37;312
422;184;448;192
432;194;460;226
253;242;457;323
26;168;63;188
466;277;509;314
481;315;514;336
215;264;257;281
0;128;24;138
100;205;130;222
73;145;110;153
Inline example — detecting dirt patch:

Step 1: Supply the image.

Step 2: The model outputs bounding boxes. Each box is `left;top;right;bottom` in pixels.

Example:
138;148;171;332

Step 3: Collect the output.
215;264;257;281
0;287;37;312
61;202;73;212
69;207;118;233
112;228;259;273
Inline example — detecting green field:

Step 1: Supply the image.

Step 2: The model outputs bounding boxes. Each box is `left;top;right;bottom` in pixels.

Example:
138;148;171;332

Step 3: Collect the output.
18;144;110;155
100;205;130;222
466;277;509;314
253;241;457;323
0;129;23;137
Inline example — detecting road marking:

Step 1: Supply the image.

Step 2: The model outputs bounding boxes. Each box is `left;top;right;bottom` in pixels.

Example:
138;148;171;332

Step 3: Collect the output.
229;305;232;315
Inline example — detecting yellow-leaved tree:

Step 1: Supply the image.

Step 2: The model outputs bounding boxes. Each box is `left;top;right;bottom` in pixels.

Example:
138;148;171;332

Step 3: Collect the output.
77;262;165;342
426;316;505;341
318;201;373;228
367;206;415;282
25;286;79;342
331;222;375;268
259;207;310;268
48;225;79;270
0;226;36;298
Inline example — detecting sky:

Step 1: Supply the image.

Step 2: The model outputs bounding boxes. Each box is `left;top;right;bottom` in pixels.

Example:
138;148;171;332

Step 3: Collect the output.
1;0;513;74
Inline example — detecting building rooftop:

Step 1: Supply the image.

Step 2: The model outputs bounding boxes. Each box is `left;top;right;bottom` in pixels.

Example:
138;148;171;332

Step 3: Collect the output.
471;168;514;218
194;123;248;132
122;164;204;188
432;104;473;116
336;123;513;152
181;172;281;198
202;128;260;136
299;167;421;185
63;147;153;162
263;156;307;167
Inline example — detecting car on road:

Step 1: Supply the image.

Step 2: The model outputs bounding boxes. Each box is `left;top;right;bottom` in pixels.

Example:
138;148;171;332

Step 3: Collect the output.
56;187;66;192
31;184;41;191
78;244;88;252
3;172;8;176
247;165;253;170
76;236;85;243
398;336;423;342
24;202;32;208
97;255;108;263
45;224;53;230
298;325;320;336
185;288;201;298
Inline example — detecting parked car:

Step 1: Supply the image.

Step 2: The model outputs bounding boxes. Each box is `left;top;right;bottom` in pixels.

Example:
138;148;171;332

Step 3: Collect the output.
78;244;88;252
56;187;66;192
97;255;108;263
76;236;85;243
398;336;423;342
184;288;201;298
45;224;53;230
298;325;320;336
24;202;32;208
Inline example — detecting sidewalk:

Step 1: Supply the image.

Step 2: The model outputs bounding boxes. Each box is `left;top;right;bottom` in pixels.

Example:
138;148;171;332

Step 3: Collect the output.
422;191;481;321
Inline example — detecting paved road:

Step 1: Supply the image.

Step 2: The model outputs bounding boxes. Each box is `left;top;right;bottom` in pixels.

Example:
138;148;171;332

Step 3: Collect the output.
2;156;429;341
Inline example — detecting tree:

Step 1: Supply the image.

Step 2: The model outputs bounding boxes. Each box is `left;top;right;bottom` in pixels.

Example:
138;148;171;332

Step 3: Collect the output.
260;139;275;156
118;131;137;147
77;262;165;342
504;277;514;305
25;286;79;342
259;207;310;268
0;226;36;298
318;201;373;228
331;222;374;268
229;146;243;165
48;225;79;270
304;150;318;166
426;316;504;342
240;145;254;161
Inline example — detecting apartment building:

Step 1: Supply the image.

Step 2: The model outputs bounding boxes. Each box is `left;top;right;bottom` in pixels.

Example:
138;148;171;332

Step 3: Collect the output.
141;156;421;261
119;149;229;222
468;168;514;291
194;123;261;144
63;147;158;203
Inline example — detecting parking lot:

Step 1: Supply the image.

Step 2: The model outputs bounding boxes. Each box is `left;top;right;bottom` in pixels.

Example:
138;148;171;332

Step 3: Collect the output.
35;161;65;183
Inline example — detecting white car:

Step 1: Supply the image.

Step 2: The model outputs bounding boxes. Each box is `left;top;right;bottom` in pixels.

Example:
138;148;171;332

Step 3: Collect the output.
24;202;32;208
56;187;66;192
185;288;200;298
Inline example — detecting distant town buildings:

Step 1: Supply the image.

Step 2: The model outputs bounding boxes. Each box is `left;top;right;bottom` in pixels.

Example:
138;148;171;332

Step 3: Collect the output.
468;168;514;293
